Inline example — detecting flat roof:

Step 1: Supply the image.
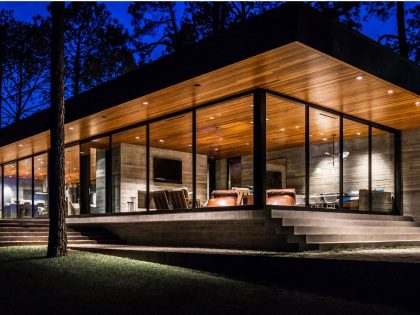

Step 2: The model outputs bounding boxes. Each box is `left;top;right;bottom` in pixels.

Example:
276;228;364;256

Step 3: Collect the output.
0;3;419;163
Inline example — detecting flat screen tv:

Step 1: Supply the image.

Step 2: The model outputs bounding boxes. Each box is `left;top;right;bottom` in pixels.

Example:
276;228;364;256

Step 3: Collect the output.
153;157;183;184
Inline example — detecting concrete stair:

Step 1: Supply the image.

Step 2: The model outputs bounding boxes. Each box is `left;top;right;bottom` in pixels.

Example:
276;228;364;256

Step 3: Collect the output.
0;219;124;247
271;209;420;250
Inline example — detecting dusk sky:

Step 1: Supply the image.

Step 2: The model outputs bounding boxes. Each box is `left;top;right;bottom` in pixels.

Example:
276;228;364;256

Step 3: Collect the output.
1;1;417;52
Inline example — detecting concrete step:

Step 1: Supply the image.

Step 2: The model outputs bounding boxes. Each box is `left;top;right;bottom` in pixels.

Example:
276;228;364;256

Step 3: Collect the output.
0;223;49;228
306;233;420;243
318;241;420;250
0;235;91;242
281;217;420;227
272;209;411;221
294;225;420;235
0;231;82;236
0;240;99;247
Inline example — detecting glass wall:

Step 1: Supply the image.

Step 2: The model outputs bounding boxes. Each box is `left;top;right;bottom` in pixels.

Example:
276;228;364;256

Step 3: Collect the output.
343;120;369;210
0;90;400;216
34;154;48;217
18;158;33;218
3;163;17;218
309;108;340;208
196;96;254;207
111;126;147;212
80;137;109;214
266;95;305;206
65;145;80;215
149;113;194;210
0;166;2;218
372;128;395;212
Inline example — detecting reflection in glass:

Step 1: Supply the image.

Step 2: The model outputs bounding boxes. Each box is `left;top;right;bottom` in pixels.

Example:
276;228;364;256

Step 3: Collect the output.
266;95;305;206
343;120;369;210
149;113;194;210
34;154;49;217
3;163;17;218
80;137;109;214
372;128;395;212
18;158;33;218
65;146;80;215
309;108;340;209
196;96;254;207
111;126;147;212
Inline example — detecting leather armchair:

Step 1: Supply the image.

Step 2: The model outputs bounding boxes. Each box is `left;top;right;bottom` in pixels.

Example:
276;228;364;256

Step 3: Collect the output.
266;189;296;206
207;190;238;207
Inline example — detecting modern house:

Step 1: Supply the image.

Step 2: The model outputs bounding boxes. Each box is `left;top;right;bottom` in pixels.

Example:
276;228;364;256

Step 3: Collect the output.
1;3;420;250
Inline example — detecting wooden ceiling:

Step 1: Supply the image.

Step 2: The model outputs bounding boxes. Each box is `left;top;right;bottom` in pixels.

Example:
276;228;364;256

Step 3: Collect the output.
0;42;418;163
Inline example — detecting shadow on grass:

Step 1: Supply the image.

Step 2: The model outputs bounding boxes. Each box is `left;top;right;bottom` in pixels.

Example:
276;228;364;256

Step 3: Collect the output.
74;247;419;313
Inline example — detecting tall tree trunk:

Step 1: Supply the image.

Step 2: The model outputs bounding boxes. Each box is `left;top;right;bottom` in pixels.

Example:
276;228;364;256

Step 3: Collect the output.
47;1;67;258
397;2;408;59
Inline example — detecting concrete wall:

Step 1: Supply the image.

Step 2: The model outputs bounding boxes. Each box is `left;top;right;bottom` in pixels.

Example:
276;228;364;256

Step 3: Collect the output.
113;143;207;211
402;129;420;219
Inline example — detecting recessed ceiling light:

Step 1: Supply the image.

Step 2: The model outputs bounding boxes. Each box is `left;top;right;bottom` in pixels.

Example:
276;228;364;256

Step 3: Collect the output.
18;144;23;147
219;138;223;141
416;101;420;107
69;127;74;130
309;134;313;137
280;128;285;131
73;168;77;170
213;148;219;151
357;132;361;135
142;101;148;105
250;121;253;124
295;126;300;129
188;144;192;147
250;104;254;107
322;138;328;141
266;118;269;121
356;76;363;80
159;139;165;143
38;168;41;170
210;116;215;120
245;142;250;145
40;161;44;164
387;89;394;95
135;136;140;140
66;161;70;164
11;165;14;168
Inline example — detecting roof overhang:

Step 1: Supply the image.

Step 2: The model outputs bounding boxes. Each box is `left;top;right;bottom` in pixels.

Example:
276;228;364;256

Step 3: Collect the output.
0;3;419;163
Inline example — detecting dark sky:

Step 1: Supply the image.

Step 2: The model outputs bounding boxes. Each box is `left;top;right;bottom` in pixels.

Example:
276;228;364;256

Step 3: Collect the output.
0;1;417;58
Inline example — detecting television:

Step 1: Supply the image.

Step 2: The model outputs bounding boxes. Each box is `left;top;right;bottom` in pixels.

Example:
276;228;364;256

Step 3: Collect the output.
153;157;183;184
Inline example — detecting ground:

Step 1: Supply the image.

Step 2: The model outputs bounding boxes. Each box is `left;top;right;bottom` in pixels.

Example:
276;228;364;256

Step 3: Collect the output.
0;246;415;315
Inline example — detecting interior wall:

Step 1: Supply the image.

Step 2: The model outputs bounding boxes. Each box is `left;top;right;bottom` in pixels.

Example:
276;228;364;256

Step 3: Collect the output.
113;143;207;211
402;128;420;219
218;135;395;199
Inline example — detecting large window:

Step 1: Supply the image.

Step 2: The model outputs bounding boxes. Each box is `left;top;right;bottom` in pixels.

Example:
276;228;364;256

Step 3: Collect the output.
0;166;2;218
309;108;340;208
80;137;109;214
343;120;369;211
18;158;32;218
196;95;254;207
65;146;80;215
149;113;195;210
111;126;147;212
266;95;305;206
34;154;48;217
3;163;17;218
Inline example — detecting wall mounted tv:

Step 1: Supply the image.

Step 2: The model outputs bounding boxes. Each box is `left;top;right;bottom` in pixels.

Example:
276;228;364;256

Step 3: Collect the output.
153;157;183;184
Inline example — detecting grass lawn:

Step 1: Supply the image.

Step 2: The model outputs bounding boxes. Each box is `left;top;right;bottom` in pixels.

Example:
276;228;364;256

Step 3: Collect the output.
0;247;414;315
